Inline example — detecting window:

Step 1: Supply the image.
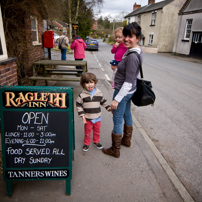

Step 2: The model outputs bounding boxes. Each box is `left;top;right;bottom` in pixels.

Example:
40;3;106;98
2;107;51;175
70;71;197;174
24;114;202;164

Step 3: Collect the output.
192;32;202;43
137;15;141;25
31;16;40;45
148;33;154;45
151;11;156;25
0;5;8;60
184;19;192;40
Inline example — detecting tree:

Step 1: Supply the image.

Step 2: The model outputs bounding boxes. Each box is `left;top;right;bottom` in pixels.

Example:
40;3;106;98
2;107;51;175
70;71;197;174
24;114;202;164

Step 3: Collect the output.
97;16;104;27
77;0;94;38
103;17;111;29
115;11;129;22
123;20;127;27
64;0;103;39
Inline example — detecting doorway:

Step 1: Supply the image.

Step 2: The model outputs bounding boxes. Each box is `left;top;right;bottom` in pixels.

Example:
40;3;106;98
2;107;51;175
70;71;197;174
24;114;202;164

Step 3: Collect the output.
190;32;202;59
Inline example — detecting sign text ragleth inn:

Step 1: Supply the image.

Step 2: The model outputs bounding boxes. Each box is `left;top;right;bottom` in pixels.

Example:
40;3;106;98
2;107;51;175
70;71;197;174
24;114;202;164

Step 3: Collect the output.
4;91;67;108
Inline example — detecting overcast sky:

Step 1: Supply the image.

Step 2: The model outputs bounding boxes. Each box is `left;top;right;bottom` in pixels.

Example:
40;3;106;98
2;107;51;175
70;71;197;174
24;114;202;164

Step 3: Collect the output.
95;0;164;20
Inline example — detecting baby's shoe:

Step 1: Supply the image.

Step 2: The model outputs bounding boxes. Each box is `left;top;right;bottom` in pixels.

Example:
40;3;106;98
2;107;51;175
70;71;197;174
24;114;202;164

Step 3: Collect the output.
110;60;119;66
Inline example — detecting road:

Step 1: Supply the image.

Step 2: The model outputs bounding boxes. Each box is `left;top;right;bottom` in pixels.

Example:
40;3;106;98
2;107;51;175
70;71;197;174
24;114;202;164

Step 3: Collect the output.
93;39;202;201
134;49;202;202
1;39;201;202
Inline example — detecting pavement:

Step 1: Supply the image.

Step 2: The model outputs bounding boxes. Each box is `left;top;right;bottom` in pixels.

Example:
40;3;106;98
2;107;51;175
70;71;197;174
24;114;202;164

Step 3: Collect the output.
0;49;199;202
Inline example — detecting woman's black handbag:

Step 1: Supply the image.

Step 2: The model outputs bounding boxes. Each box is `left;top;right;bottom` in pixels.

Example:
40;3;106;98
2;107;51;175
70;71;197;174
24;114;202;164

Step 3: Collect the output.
128;52;156;107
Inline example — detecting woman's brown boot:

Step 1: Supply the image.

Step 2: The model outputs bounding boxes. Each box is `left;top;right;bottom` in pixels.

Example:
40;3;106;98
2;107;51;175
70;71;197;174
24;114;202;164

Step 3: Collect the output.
121;125;133;147
102;132;122;158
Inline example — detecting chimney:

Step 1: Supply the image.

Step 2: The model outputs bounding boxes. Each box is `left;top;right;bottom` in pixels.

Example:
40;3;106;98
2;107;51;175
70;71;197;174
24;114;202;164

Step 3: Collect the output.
148;0;155;4
133;2;141;10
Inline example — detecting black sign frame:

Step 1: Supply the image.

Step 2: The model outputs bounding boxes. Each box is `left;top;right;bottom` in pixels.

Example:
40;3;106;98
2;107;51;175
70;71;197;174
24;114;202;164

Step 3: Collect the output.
0;86;75;196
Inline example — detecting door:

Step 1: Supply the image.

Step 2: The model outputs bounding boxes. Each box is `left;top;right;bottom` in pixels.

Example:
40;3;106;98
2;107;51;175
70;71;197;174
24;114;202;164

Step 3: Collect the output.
190;32;202;59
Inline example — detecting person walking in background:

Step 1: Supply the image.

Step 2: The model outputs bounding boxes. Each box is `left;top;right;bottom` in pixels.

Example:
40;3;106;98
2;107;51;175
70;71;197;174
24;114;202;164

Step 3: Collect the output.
58;31;69;60
110;27;127;88
102;22;143;158
76;72;111;152
70;35;86;76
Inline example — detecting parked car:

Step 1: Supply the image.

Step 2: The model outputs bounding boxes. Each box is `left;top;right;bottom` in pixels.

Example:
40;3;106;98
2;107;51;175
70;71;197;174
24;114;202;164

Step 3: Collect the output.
86;38;99;51
54;33;60;43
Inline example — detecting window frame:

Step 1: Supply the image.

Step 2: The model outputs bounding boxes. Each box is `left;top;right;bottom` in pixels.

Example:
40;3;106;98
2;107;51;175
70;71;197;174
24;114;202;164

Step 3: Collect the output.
184;19;193;40
0;5;8;60
30;15;41;46
148;33;154;45
137;15;141;25
151;11;157;26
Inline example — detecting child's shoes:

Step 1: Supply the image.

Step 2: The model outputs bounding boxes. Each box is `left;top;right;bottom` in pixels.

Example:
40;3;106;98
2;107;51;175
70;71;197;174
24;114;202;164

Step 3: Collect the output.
93;142;103;149
83;145;89;152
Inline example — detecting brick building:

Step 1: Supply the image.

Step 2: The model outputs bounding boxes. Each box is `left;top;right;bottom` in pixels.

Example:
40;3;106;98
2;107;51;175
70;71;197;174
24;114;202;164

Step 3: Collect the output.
0;58;18;86
24;15;45;76
0;5;18;86
0;2;48;86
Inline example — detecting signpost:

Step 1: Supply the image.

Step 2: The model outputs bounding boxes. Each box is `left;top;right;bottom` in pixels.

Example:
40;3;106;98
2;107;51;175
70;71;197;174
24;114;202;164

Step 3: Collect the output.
0;86;75;196
72;21;78;35
72;24;78;31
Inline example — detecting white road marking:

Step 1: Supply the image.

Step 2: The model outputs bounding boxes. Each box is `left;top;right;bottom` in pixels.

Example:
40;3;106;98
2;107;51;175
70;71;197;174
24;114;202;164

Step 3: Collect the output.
101;68;104;71
105;74;110;81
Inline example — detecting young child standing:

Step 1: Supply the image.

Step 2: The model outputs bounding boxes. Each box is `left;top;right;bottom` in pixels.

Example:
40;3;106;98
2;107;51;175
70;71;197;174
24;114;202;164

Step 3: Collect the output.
110;27;127;88
76;72;111;152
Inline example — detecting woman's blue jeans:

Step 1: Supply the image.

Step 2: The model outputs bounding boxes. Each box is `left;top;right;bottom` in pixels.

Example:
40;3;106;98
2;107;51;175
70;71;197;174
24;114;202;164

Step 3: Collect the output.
113;89;133;136
61;49;67;60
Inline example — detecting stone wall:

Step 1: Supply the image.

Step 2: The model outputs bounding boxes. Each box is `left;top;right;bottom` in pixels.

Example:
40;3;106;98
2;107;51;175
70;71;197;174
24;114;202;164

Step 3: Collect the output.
158;0;187;52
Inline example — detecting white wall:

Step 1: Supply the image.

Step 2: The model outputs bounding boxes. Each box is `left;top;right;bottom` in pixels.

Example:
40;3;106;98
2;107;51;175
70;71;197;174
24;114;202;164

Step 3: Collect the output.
173;12;202;55
0;5;8;60
158;0;187;52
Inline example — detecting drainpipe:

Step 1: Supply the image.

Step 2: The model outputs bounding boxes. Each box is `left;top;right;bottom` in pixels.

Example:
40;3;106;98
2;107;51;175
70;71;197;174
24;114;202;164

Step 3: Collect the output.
173;15;182;54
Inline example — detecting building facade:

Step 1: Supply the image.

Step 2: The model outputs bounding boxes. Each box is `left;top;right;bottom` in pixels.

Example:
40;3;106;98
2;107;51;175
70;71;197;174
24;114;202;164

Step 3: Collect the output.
173;0;202;58
0;2;49;86
0;5;18;86
125;0;186;53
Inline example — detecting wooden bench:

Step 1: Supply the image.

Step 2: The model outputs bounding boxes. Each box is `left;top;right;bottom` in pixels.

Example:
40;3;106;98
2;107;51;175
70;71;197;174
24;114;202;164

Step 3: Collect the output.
29;60;87;86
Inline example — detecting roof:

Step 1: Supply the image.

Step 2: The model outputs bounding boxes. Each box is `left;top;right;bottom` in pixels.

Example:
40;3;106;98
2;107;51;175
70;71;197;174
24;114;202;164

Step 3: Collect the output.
179;0;202;14
124;0;174;18
48;20;56;27
58;21;68;27
52;20;68;28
